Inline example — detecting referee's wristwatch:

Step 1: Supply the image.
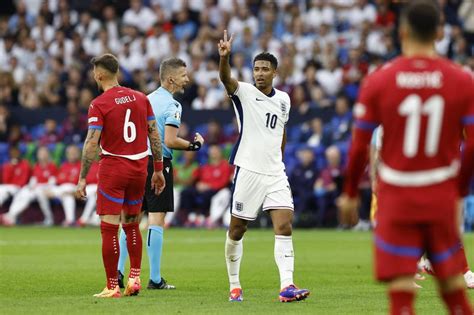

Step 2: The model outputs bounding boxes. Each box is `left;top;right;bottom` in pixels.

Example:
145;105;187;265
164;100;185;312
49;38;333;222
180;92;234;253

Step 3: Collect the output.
187;140;202;151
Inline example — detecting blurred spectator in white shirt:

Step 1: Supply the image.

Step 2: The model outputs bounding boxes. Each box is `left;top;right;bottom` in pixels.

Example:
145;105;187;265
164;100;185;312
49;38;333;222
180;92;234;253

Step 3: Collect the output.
146;23;171;64
75;11;101;40
48;30;74;66
31;15;55;49
316;58;343;96
304;0;336;31
123;0;157;33
228;5;258;41
102;5;120;42
347;0;376;29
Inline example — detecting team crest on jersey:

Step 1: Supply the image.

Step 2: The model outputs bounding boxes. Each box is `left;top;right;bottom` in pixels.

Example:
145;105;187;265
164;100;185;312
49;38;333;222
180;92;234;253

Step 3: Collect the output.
235;201;244;212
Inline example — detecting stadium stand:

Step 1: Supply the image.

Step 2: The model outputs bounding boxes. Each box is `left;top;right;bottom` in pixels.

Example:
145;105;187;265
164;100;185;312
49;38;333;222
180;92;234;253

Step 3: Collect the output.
0;0;473;228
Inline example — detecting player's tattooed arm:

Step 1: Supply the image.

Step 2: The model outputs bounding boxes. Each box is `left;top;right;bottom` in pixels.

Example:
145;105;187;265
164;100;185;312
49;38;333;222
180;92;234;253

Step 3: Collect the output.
80;128;101;179
218;30;238;95
369;144;379;194
148;119;163;162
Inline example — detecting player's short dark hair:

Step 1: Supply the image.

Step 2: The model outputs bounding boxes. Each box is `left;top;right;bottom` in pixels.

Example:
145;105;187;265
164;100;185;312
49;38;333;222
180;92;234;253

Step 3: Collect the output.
253;52;278;69
401;0;440;43
90;53;119;74
160;58;187;81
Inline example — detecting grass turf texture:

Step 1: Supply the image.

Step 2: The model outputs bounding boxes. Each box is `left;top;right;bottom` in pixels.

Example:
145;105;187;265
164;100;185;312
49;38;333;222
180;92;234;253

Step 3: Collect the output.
0;228;472;314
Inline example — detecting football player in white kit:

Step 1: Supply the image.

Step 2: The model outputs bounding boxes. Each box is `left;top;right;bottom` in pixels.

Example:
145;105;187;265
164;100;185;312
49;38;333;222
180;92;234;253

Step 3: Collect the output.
218;30;310;303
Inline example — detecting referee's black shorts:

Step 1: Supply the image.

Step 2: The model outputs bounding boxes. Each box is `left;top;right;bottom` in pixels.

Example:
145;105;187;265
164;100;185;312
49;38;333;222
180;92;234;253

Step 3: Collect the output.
142;156;174;213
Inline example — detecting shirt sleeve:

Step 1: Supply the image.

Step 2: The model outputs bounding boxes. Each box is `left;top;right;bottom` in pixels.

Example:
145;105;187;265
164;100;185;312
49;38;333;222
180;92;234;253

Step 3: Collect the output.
146;98;155;121
343;75;380;197
87;102;104;130
164;103;182;128
284;94;291;125
353;75;380;132
461;74;474;128
232;82;248;100
459;74;474;196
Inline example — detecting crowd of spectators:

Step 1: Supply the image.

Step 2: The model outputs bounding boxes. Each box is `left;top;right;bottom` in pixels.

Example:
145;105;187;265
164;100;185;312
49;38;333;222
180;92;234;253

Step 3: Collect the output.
0;0;473;228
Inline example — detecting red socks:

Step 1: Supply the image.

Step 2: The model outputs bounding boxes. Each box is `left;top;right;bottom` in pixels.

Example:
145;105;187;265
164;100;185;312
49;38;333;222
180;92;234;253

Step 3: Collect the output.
389;291;414;315
100;221;120;289
122;222;142;279
389;288;472;315
442;289;473;314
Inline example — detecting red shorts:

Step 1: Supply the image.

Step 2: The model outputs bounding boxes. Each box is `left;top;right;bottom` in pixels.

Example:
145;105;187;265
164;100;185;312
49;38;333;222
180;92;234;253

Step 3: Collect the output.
96;157;147;216
374;196;464;281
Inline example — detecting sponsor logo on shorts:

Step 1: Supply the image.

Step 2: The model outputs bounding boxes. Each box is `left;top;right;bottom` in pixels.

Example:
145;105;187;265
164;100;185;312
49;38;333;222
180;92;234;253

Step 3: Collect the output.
235;201;244;212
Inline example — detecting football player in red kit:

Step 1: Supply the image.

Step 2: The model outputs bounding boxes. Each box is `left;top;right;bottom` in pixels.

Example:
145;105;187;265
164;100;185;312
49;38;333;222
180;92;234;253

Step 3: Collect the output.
2;146;57;226
338;1;474;314
0;146;30;207
75;53;165;298
43;144;81;226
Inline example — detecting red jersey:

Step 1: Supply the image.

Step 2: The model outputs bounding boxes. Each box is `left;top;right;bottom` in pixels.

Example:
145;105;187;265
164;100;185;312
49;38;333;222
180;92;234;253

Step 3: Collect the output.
56;161;81;185
88;86;154;162
2;159;30;186
344;56;474;219
86;162;99;184
32;162;58;184
193;161;233;191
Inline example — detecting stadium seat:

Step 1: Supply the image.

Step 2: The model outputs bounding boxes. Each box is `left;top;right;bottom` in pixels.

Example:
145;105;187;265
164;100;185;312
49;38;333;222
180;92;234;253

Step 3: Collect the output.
194;123;208;136
0;142;9;164
464;196;474;232
29;125;45;141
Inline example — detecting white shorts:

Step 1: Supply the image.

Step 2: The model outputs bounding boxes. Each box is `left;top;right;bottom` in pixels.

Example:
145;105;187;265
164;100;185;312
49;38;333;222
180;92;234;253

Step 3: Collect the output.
230;167;294;221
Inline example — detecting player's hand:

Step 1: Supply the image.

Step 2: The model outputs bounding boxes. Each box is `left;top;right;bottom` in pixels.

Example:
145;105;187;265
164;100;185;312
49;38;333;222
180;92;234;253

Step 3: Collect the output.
194;132;204;146
337;193;359;227
151;171;166;196
218;30;234;58
75;179;87;200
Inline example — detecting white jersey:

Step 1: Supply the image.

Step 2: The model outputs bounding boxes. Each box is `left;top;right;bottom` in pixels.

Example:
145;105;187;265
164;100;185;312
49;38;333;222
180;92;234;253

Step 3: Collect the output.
229;82;290;175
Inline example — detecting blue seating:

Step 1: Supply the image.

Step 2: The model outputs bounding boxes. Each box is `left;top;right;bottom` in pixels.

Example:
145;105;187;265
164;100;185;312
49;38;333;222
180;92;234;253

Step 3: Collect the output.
0;142;9;164
464;196;474;232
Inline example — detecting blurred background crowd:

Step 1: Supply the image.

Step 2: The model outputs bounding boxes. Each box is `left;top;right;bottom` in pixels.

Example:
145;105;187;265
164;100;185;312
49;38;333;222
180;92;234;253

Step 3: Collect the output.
0;0;473;230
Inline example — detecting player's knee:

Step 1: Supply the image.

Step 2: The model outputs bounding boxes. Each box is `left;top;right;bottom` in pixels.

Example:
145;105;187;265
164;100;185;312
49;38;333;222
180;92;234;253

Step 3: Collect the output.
437;274;466;293
274;221;292;236
122;214;140;224
148;212;165;226
229;224;246;240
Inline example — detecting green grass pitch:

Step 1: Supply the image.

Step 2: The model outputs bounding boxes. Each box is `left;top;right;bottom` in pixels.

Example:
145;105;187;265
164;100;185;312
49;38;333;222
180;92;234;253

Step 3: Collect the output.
0;228;473;314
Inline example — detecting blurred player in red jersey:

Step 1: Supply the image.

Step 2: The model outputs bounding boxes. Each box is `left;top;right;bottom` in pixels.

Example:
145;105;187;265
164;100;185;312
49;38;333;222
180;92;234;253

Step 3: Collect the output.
40;144;81;226
74;54;165;298
1;146;57;226
0;146;30;207
77;160;100;226
338;1;474;314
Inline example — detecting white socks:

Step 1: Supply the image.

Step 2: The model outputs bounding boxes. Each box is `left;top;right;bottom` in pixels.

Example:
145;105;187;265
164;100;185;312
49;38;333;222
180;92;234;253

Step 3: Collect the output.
274;235;294;289
225;232;243;290
225;233;295;291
